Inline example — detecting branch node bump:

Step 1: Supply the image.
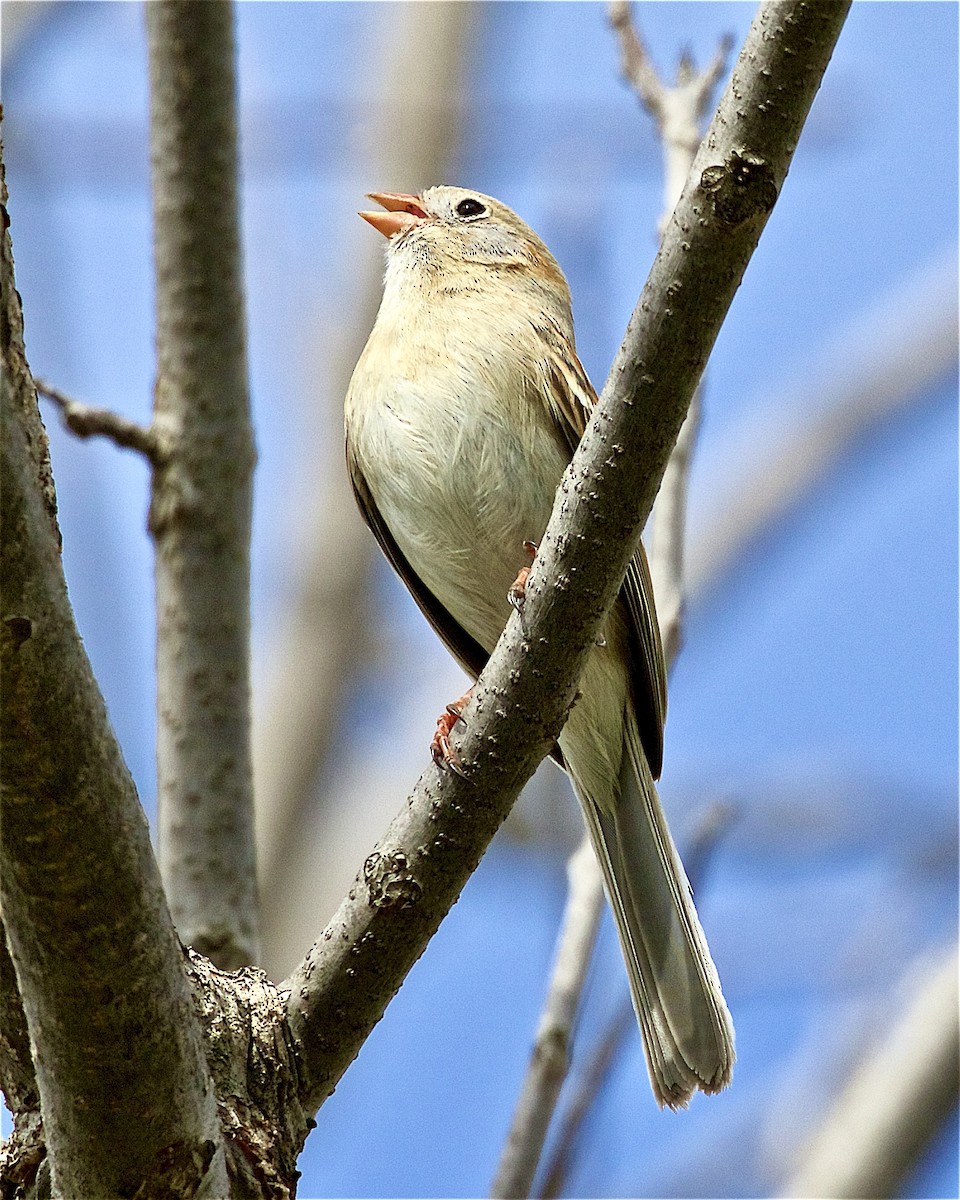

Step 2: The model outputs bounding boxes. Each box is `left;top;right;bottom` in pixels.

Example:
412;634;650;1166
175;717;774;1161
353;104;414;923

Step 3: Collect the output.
699;150;778;225
363;852;423;910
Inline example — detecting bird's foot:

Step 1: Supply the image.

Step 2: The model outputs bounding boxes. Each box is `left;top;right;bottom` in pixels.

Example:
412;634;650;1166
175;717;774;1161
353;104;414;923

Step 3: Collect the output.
507;541;538;614
431;690;472;777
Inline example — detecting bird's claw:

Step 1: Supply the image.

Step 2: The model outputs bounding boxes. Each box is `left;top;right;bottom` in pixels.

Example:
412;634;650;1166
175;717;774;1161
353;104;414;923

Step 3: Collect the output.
507;566;530;614
507;541;539;614
430;691;471;777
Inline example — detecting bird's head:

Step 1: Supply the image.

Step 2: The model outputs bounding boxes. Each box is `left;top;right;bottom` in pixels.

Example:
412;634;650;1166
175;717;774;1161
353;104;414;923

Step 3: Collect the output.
359;186;571;311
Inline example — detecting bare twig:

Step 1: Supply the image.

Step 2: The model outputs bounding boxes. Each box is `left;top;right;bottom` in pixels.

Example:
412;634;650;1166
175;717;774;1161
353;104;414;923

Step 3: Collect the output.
490;840;605;1199
538;803;738;1199
608;0;667;121
285;0;850;1120
780;944;959;1199
539;997;635;1200
34;378;160;462
491;16;730;1191
147;1;259;970
610;0;731;127
609;1;733;232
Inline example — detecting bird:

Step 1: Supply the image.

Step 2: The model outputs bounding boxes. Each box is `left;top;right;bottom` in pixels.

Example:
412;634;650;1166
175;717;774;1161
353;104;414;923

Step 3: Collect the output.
344;185;734;1108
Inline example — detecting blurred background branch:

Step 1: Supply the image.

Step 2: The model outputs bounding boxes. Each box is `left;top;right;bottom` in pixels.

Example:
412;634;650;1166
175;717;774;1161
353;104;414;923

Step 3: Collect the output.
254;0;480;980
780;943;959;1199
687;247;959;601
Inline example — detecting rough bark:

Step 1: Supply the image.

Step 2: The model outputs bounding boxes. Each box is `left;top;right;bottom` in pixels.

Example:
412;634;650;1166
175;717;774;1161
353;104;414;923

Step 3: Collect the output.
0;121;227;1200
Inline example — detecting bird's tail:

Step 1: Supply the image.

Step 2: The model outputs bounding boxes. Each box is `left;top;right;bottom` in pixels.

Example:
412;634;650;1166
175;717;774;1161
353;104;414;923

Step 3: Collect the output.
575;714;735;1108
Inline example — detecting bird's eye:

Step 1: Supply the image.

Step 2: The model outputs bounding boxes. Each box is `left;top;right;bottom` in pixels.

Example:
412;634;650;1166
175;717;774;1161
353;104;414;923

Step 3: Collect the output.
455;197;487;220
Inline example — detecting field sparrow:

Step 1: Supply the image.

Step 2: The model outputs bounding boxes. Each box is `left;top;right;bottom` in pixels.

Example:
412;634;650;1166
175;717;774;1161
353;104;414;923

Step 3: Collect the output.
345;186;734;1107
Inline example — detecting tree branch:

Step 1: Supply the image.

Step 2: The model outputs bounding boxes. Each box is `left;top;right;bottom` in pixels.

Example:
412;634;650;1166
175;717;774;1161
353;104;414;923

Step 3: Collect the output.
490;841;605;1200
780;944;959;1199
285;0;851;1118
34;377;160;462
147;0;259;970
256;0;480;978
609;1;734;234
0;127;227;1199
537;803;738;1199
491;14;726;1188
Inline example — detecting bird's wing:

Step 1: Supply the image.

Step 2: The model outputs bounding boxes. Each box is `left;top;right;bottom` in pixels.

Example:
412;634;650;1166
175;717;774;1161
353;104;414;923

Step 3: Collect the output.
347;442;489;683
541;326;667;777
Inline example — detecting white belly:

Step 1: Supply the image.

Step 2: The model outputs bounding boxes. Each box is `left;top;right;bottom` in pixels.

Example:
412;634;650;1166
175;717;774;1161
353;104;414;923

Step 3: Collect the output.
350;373;568;654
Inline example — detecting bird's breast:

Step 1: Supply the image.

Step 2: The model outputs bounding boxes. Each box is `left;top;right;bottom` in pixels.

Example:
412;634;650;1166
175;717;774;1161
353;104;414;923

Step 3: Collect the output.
347;329;569;654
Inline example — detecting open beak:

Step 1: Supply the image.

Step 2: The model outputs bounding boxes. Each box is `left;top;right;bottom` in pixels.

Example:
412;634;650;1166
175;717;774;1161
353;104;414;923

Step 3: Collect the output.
359;192;429;239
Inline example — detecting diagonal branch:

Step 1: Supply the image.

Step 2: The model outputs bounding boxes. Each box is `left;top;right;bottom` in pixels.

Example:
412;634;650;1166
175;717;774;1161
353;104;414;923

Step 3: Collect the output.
0;128;227;1198
780;944;959;1199
285;0;851;1118
147;0;259;970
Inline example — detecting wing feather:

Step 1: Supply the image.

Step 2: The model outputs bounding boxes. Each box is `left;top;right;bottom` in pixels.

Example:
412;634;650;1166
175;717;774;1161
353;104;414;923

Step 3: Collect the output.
541;324;667;776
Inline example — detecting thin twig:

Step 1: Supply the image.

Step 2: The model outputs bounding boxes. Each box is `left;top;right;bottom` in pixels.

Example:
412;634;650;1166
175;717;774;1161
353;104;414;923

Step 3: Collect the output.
490;840;605;1199
491;15;731;1193
609;0;733;233
35;378;160;462
608;0;666;121
540;998;633;1200
538;803;738;1199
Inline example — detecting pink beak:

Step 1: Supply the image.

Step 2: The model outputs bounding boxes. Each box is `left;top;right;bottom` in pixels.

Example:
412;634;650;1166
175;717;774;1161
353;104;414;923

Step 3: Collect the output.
359;191;429;239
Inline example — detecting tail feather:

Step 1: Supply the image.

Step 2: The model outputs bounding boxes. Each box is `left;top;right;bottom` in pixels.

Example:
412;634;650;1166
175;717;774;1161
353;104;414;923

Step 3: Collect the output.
573;716;735;1108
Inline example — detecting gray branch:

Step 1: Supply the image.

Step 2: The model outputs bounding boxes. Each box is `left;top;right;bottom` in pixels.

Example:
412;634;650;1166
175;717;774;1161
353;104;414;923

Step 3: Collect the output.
491;14;724;1187
34;378;160;462
147;0;259;970
537;803;738;1199
609;1;734;231
255;0;479;977
780;944;959;1199
0;129;227;1199
285;0;851;1118
490;841;605;1200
